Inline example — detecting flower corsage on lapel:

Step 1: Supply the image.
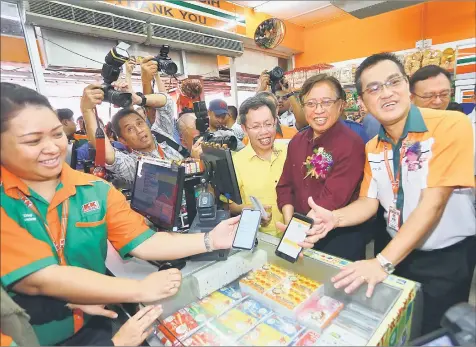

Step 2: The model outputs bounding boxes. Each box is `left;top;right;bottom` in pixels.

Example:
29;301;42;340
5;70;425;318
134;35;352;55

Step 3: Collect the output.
303;147;333;179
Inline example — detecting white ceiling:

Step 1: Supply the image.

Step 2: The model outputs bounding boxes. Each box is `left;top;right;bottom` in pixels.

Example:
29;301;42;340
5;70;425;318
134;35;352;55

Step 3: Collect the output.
230;1;346;27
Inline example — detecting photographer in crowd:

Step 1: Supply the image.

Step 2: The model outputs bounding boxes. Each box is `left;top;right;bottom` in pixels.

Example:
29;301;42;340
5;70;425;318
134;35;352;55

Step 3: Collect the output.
256;69;306;130
207;99;245;151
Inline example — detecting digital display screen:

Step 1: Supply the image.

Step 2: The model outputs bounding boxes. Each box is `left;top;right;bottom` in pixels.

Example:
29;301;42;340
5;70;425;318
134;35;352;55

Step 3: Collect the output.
277;217;311;259
131;161;180;228
233;209;261;249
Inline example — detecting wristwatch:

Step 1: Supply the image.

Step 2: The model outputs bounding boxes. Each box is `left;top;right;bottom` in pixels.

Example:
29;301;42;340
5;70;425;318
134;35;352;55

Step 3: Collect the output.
204;232;213;252
136;92;147;107
376;253;395;274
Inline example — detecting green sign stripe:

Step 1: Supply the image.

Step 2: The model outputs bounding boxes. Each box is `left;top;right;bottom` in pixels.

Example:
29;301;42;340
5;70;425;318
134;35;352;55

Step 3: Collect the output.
164;0;246;24
457;57;476;65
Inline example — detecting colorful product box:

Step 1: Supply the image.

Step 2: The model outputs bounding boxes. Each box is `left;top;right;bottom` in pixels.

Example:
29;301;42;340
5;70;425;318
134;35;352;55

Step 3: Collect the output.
240;314;304;346
234;298;273;321
210;308;258;340
264;285;309;310
292;329;322;346
198;290;240;316
297;296;344;331
316;323;368;346
217;282;247;301
162;308;201;339
155;324;181;347
283;274;322;296
183;326;227;347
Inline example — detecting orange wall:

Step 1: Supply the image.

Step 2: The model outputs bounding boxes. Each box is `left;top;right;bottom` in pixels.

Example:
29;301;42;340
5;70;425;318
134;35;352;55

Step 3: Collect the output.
295;1;476;67
0;35;45;65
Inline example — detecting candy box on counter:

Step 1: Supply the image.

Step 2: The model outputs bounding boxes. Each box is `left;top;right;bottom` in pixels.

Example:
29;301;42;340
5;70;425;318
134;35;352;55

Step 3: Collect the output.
283;274;322;296
161;308;202;340
209;308;258;340
198;290;241;316
292;329;321;346
296;296;344;331
239;314;304;346
183;326;228;346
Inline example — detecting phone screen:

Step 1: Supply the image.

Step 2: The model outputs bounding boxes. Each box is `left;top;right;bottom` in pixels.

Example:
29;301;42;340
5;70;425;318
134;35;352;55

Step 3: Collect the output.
232;209;261;250
276;217;312;260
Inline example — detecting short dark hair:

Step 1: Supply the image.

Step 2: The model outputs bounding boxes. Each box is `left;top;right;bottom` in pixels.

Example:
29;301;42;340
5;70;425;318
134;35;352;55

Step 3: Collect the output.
228;105;238;121
355;52;406;95
409;65;452;93
446;102;464;113
57;108;74;122
1;82;53;133
111;108;142;138
299;74;346;103
239;95;276;125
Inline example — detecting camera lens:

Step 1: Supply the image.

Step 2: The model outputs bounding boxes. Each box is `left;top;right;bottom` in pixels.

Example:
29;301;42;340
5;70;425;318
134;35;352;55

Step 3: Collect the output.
159;60;178;76
104;87;132;108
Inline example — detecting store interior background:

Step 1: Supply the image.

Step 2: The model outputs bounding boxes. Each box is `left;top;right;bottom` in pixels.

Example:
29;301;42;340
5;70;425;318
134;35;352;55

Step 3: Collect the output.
1;0;475;304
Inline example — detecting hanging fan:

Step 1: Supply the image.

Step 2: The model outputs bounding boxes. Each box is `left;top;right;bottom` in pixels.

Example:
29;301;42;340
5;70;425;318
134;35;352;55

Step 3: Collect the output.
254;18;286;49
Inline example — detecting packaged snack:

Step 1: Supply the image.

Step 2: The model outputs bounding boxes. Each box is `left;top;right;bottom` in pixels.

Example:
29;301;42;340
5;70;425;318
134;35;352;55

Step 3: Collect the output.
183;326;226;346
211;308;258;339
218;282;246;301
184;302;211;325
239;271;280;295
198;291;239;316
240;314;304;346
235;298;272;320
293;329;321;346
155;324;181;347
297;296;344;331
162;308;200;339
282;274;322;296
265;285;309;310
316;323;368;346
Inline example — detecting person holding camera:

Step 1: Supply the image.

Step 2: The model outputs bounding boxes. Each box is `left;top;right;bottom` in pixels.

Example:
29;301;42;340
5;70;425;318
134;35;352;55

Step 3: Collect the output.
256;69;307;130
81;82;200;183
207;99;245;151
0;82;241;346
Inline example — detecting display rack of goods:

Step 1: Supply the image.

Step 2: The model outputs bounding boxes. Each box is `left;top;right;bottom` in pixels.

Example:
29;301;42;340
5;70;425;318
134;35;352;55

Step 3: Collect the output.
440;48;456;71
404;52;423;75
421;49;442;67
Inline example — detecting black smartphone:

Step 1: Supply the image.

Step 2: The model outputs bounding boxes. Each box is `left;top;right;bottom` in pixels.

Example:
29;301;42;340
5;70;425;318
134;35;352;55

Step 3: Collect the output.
232;209;262;250
275;213;314;263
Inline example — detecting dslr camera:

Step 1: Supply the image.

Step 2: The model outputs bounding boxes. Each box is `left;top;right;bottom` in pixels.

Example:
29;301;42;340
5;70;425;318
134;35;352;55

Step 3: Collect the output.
152;45;178;76
192;101;238;151
101;42;132;108
266;66;287;94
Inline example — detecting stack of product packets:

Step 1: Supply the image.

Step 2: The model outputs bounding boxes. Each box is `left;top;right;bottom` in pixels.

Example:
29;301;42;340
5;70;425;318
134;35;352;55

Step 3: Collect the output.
239;263;323;318
296;296;344;331
239;314;305;346
206;298;271;341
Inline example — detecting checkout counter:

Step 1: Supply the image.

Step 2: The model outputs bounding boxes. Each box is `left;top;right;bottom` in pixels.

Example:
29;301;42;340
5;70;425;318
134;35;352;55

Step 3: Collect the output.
106;233;422;347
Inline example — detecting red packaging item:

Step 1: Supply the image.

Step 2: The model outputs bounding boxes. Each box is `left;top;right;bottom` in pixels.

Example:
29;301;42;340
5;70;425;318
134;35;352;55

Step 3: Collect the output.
293;330;321;346
296;296;344;331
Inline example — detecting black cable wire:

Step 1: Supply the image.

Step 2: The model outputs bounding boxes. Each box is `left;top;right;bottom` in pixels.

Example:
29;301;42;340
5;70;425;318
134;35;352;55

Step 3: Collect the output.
36;33;103;65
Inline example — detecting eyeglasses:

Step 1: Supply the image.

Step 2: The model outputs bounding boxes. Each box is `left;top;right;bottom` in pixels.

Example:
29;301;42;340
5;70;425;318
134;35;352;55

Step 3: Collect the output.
302;99;339;110
412;90;451;101
363;75;406;96
246;121;276;132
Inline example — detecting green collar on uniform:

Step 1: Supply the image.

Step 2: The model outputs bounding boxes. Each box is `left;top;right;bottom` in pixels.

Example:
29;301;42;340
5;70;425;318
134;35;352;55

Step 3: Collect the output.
378;104;428;143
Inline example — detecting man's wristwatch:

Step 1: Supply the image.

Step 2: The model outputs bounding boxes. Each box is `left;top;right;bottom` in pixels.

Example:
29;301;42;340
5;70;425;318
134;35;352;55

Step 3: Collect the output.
136;92;147;107
204;232;213;252
376;253;395;274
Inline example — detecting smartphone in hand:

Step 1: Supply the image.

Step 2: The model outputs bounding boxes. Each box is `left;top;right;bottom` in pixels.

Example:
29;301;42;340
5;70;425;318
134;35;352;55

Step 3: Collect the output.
275;213;313;263
232;209;261;250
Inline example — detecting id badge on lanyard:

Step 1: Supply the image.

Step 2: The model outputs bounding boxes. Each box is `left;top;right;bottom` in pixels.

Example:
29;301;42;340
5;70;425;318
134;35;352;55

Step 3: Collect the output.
384;143;405;232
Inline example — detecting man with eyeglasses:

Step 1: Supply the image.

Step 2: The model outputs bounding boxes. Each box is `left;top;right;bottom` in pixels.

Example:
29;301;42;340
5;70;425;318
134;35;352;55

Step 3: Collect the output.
226;95;287;237
277;74;366;260
302;53;475;336
410;65;452;110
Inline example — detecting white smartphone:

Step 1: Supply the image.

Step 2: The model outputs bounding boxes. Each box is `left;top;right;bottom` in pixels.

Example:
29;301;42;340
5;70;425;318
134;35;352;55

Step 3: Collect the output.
232;209;261;250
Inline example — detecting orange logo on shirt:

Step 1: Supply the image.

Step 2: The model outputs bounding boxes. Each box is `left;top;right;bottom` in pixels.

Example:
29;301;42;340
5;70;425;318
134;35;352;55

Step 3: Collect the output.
82;201;100;213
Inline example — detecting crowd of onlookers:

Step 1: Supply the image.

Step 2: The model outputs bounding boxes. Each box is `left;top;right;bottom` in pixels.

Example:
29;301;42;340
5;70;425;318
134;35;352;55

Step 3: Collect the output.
1;52;475;346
